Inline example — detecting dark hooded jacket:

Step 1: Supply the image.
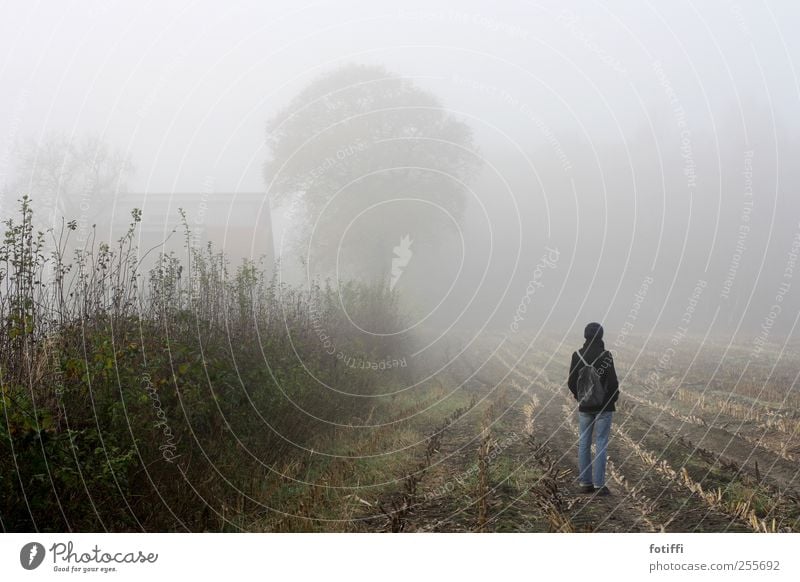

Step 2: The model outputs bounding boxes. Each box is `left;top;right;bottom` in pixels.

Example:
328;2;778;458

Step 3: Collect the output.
568;338;619;413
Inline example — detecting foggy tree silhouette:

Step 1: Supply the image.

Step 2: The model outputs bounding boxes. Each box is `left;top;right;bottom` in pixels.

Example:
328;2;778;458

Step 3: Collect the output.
3;134;133;241
264;63;481;283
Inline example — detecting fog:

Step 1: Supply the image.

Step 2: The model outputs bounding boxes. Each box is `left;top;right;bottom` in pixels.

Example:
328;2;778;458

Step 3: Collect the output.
2;0;800;343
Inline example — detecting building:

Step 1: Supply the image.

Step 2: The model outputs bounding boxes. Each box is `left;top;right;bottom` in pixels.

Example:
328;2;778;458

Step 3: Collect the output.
95;191;275;272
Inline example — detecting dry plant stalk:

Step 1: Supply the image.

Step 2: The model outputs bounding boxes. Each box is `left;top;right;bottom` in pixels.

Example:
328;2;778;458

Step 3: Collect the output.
476;424;492;532
377;401;471;532
613;424;785;532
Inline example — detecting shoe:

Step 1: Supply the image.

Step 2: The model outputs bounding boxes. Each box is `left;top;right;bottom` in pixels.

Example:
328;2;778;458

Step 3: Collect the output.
594;486;611;496
579;484;594;494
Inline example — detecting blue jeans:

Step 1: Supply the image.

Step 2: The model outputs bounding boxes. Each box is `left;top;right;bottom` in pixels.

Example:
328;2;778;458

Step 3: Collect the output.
578;410;613;487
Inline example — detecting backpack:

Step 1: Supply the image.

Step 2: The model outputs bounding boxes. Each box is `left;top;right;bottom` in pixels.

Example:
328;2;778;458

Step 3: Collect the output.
575;350;607;408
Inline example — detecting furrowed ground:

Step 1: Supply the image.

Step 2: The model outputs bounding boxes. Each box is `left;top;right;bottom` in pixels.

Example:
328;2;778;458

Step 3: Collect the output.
355;333;800;533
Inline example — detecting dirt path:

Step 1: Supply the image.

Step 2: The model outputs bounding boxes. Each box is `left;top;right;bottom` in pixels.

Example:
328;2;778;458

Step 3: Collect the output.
497;347;791;531
495;351;754;532
505;377;653;531
529;354;800;496
364;341;795;532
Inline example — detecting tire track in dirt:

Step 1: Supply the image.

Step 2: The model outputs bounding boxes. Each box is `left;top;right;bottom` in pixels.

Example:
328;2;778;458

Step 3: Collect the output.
378;380;528;532
362;348;516;532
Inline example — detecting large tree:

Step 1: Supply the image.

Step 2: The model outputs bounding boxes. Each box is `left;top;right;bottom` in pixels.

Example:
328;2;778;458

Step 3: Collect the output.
264;64;480;284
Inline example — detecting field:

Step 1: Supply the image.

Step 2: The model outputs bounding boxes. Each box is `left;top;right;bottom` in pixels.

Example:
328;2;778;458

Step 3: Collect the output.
2;198;799;532
344;332;800;533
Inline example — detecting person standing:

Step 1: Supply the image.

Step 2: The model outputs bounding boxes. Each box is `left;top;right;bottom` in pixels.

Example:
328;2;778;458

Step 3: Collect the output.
567;322;620;495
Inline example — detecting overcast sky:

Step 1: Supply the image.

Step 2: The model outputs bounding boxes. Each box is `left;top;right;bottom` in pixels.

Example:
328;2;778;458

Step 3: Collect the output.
2;0;799;340
2;0;798;192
